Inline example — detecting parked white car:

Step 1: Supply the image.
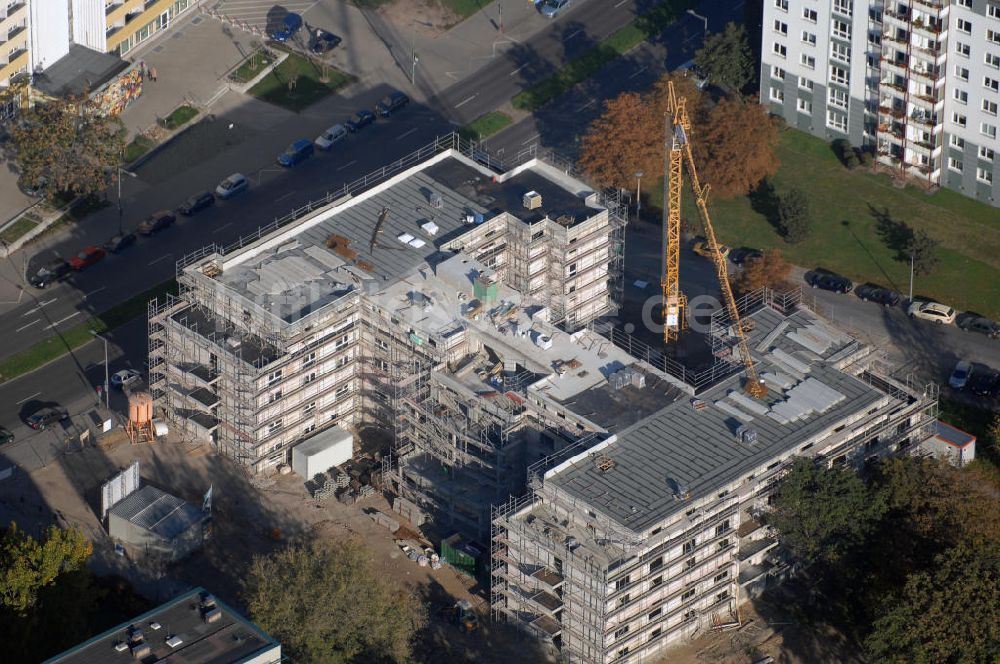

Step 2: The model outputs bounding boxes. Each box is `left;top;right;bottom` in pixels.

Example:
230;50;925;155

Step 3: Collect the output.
111;369;142;389
907;300;956;325
315;124;348;150
949;360;972;390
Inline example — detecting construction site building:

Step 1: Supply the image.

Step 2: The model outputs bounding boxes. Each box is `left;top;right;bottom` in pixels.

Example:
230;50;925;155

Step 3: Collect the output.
490;295;939;664
146;136;635;488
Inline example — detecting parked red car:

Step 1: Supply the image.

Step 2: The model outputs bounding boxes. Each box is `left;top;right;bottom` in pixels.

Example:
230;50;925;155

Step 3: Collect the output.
68;246;106;271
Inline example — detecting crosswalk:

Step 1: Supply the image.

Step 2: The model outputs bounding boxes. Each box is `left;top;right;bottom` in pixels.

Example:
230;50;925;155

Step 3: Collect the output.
209;0;318;32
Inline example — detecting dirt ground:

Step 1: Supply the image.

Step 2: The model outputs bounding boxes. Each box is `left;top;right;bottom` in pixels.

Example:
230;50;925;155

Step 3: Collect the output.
378;0;464;37
0;435;551;664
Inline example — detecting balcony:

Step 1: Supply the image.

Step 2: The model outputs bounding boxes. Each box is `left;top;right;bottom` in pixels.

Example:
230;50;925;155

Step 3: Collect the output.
909;65;941;85
908;113;939;129
6;24;25;41
911;0;947;13
910;18;943;37
880;58;908;76
530;567;564;589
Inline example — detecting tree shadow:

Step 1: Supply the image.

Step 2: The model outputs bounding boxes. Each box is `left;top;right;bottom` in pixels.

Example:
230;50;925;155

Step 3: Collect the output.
868;203;912;262
748;177;781;232
841;219;900;291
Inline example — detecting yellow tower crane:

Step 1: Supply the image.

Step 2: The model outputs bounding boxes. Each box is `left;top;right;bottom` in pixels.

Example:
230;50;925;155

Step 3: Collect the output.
661;81;767;399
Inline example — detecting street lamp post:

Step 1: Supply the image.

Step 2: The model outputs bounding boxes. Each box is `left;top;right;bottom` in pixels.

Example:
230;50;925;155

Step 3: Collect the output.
908;251;915;303
635;171;643;218
117;166;137;236
687;9;709;34
91;330;109;410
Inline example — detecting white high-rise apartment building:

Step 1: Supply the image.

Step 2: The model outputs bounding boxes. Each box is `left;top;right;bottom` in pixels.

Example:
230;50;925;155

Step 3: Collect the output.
761;0;1000;207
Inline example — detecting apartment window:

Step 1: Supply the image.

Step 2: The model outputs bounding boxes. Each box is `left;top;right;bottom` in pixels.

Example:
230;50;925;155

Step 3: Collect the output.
771;65;785;79
302;423;316;435
990;3;1000;19
302;401;316;417
986;53;1000;69
950;135;966;149
798;76;813;90
956;42;971;57
832;19;850;40
716;591;730;602
985;77;1000;93
802;31;816;46
957;19;972;35
954;89;969;104
827;110;848;133
713;571;730;583
717;538;731;551
803;8;817;22
335;385;350;400
614;626;629;640
267;369;282;386
301;351;316;368
650;575;663;587
955;65;970;81
615;575;631;592
685;557;697;570
773;42;787;58
833;0;852;16
797;99;813;114
649;556;663;572
650;628;662;640
375;359;390;372
716;520;731;536
981;146;996;162
957;0;972;7
984;100;999;116
948;157;964;173
769;86;784;102
801;54;816;69
302;372;316;386
648;607;662;620
988;30;1000;46
829;88;848;109
773;20;788;36
774;0;788;10
618;594;630;607
334;334;350;350
829;64;849;85
978;167;994;184
267;419;283;436
953;112;968;128
681;588;696;601
268;390;282;403
682;538;696;554
831;42;851;63
982;123;998;139
868;30;881;47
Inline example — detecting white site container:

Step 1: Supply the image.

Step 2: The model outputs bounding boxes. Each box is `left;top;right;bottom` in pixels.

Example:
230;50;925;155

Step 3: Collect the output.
291;425;354;479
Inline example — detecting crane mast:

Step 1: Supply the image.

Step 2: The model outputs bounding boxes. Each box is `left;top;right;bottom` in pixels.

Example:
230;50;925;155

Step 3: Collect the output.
663;82;767;399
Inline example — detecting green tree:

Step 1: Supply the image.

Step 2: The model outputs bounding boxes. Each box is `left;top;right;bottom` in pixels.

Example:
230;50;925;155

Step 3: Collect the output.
693;22;755;92
0;523;92;614
865;543;1000;664
906;229;940;276
244;539;425;664
765;457;886;567
777;188;811;243
8;95;125;199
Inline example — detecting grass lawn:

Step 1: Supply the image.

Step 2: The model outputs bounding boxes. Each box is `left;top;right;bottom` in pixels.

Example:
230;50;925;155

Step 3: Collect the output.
248;53;354;112
0;280;176;384
512;0;696;112
460;111;513;140
0;216;39;245
124;135;156;163
649;128;1000;318
232;50;276;82
160;105;198;130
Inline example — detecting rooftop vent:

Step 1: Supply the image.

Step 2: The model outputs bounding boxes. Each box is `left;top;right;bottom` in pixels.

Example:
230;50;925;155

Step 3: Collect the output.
736;424;759;446
429;191;443;208
690;398;708;411
200;593;222;624
165;635;184;648
523;190;542;210
667;477;690;501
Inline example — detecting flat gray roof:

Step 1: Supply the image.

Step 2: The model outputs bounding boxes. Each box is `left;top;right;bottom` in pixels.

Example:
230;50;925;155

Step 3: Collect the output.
44;587;278;664
545;307;889;533
33;44;130;98
109;485;204;541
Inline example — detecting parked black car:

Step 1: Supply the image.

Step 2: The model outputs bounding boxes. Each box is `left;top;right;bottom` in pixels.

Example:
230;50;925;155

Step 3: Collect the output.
28;258;71;289
855;283;900;307
966;368;999;397
137;211;176;236
805;269;853;294
345;109;376;132
104;232;137;254
310;29;342;53
729;247;763;266
26;406;69;430
178;191;215;216
957;314;1000;339
375;91;410;117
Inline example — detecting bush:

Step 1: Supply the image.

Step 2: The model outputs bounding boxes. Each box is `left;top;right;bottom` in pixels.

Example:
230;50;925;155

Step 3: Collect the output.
844;150;861;169
859;150;874;167
778;188;811;243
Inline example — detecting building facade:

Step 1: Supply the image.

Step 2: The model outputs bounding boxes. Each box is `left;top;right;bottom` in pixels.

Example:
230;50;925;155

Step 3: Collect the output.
491;295;939;664
761;0;1000;206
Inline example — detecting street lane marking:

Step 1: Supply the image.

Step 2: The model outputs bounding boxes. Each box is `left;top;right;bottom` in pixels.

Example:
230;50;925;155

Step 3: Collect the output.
454;94;478;108
16;319;40;332
336;160;358;172
147;254;172;266
578;99;596;111
83;286;106;299
509;65;526;76
22;298;57;316
213;222;233;234
397;128;418;140
522;133;540;145
629;65;647;78
16;392;40;405
275;191;296;203
565;29;583;41
43;311;80;330
614;0;629;7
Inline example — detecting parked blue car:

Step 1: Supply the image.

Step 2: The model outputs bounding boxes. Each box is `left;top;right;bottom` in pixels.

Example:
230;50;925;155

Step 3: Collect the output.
269;13;302;42
277;139;315;167
345;109;376;132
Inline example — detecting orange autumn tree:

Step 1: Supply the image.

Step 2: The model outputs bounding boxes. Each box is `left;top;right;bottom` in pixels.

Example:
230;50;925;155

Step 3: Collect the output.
692;96;780;198
736;249;792;295
577;91;661;190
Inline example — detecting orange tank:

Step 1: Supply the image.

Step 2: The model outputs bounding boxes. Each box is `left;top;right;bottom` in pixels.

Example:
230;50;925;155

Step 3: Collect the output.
128;391;154;425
